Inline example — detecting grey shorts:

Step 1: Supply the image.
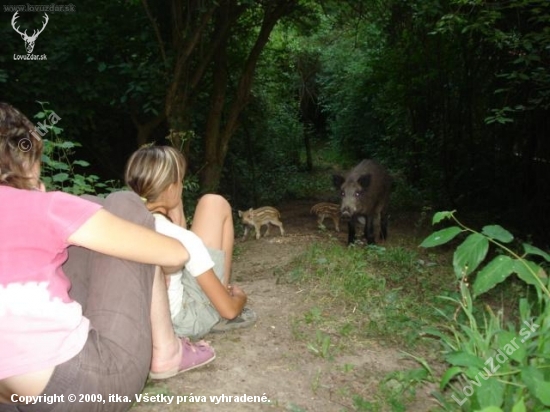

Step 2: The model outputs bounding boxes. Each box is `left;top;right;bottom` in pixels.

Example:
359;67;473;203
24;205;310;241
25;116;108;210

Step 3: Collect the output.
172;248;225;340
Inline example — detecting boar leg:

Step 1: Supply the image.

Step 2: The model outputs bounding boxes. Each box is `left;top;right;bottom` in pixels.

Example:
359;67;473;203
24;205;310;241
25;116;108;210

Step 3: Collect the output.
374;214;383;244
317;215;325;227
347;220;356;245
271;220;285;236
254;224;262;239
365;215;376;244
380;213;388;241
242;225;250;240
332;216;340;232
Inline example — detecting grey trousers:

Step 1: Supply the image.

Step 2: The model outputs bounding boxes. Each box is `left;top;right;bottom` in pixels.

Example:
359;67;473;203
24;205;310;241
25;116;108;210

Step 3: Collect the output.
1;191;156;412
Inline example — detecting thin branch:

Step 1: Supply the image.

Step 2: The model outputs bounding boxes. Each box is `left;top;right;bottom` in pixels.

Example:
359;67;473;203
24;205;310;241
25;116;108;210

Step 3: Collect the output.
142;0;167;66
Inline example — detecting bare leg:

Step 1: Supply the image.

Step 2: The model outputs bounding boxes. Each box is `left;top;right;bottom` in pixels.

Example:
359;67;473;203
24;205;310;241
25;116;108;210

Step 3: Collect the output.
190;194;234;286
150;266;182;373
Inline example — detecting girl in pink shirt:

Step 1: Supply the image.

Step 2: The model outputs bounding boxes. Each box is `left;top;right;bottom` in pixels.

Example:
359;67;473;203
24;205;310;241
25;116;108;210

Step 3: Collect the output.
0;103;215;412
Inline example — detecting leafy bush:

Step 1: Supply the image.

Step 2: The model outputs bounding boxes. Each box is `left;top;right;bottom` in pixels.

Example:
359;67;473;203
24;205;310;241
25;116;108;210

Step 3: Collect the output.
35;103;119;195
419;211;550;411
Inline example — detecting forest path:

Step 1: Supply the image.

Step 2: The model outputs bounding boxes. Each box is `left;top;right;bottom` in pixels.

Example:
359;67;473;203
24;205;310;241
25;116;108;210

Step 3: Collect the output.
133;199;438;412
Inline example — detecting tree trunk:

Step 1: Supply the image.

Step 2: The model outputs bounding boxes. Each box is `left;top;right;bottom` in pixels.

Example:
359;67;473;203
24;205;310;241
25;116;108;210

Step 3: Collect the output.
201;37;229;192
201;1;298;190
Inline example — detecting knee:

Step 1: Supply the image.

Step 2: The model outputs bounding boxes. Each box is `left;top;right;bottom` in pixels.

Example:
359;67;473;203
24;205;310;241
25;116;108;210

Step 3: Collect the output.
198;194;231;215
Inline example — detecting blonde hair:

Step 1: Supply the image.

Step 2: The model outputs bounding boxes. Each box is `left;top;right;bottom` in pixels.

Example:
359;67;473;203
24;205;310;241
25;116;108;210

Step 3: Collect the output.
0;102;44;190
124;145;187;202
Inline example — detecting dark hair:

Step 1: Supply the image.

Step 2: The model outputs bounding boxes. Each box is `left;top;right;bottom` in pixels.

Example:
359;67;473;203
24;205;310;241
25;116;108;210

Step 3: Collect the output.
0;103;44;189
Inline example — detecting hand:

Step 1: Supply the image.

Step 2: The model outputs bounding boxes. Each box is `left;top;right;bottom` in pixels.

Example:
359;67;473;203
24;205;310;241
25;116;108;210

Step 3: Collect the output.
227;284;246;298
227;284;247;313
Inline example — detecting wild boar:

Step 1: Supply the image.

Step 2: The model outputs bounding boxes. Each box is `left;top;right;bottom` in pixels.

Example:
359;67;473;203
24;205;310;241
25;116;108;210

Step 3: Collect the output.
238;206;285;240
310;202;341;232
332;159;391;245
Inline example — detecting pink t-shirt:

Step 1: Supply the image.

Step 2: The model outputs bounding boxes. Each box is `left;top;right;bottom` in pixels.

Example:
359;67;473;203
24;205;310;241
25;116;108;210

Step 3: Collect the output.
0;186;102;380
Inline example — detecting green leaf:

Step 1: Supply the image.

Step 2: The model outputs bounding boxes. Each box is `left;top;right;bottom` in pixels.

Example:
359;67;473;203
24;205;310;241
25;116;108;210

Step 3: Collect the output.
421;327;458;346
52;172;69;182
420;226;463;248
50;161;70;171
432;211;455;224
59;141;76;149
475;407;502;412
445;351;485;369
472;256;514;297
514;260;547;287
521;366;550;406
497;330;525;362
519;298;531;321
453;233;489;279
73;160;90;167
523;243;550;262
477;378;504;408
440;366;463;390
482;225;513;243
511;398;526;412
98;62;107;72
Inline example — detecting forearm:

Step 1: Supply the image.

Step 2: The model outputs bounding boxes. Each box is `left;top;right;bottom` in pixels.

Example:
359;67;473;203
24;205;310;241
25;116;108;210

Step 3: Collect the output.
68;209;189;269
224;290;247;319
196;271;246;319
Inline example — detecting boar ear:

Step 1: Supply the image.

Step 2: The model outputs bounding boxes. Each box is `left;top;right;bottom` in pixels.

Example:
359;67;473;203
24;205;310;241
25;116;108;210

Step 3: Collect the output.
358;174;372;189
332;174;344;188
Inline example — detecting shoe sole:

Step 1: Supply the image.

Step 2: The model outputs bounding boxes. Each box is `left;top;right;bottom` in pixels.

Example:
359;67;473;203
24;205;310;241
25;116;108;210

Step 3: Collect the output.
210;314;257;333
149;353;216;380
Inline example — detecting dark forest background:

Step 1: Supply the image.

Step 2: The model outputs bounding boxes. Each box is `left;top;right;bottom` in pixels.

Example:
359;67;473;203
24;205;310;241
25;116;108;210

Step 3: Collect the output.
1;0;549;244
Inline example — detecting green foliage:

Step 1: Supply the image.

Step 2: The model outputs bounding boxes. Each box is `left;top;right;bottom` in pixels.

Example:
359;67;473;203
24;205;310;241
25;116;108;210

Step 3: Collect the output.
418;211;550;411
434;0;550;118
307;330;334;360
35;104;119;196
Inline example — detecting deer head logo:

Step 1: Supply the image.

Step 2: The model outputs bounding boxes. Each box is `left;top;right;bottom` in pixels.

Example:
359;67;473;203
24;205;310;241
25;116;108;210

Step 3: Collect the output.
11;12;49;54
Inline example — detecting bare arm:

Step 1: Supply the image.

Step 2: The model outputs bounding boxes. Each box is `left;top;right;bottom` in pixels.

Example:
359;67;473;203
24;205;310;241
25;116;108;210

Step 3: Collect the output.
68;209;189;272
195;270;246;319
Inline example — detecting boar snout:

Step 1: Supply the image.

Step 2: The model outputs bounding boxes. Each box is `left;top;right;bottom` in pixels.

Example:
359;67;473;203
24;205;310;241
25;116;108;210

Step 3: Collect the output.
340;207;353;219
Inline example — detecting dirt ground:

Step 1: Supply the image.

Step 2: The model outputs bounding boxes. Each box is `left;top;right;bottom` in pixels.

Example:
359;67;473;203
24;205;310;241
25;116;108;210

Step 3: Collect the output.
133;200;439;412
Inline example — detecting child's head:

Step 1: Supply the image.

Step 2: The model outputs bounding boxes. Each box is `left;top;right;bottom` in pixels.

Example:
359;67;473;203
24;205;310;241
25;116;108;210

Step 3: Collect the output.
124;145;187;203
0;102;44;190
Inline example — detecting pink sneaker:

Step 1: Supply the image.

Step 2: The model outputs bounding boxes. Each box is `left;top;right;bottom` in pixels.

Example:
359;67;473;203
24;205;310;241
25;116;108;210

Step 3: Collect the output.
149;338;216;380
